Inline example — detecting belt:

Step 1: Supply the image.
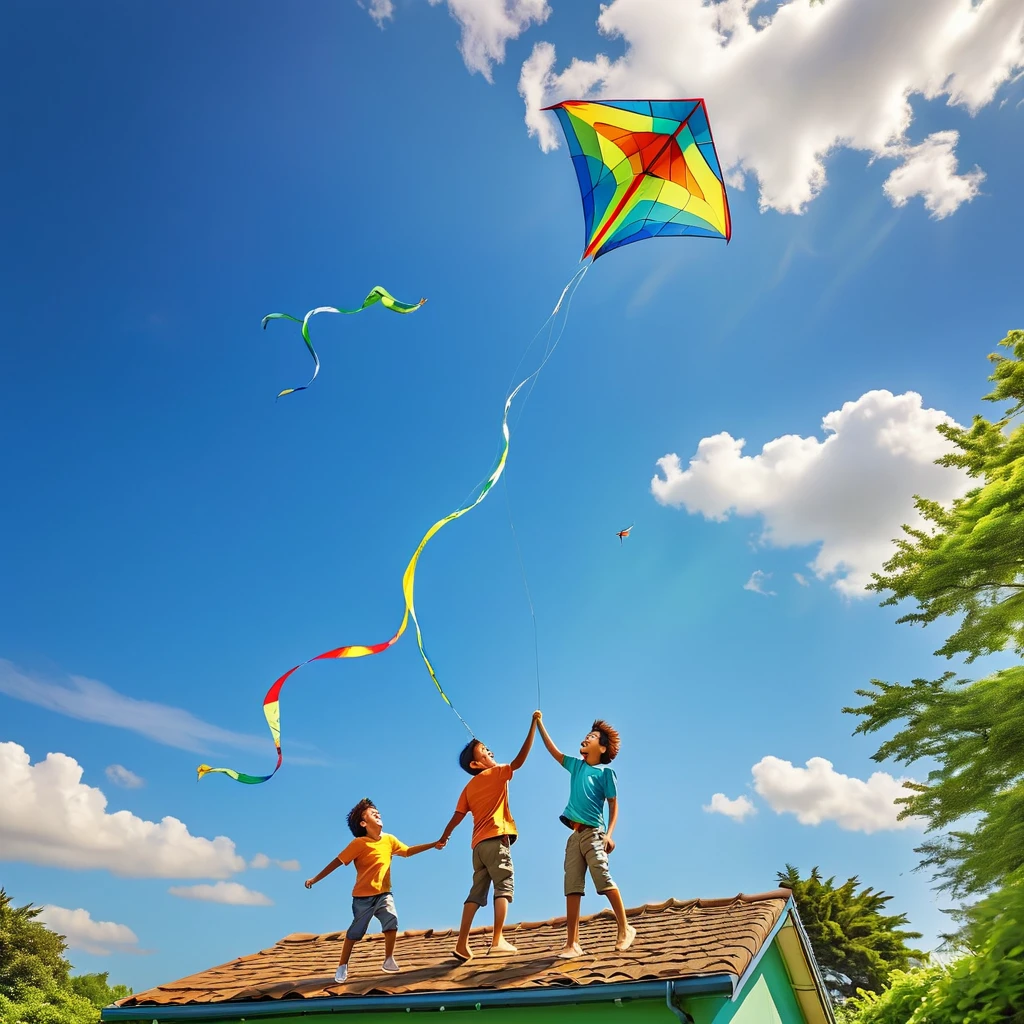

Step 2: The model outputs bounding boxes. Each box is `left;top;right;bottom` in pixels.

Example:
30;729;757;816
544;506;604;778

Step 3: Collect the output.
560;814;601;832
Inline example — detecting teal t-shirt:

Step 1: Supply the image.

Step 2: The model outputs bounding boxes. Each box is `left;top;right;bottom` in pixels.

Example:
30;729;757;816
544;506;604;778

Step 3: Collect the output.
560;755;617;829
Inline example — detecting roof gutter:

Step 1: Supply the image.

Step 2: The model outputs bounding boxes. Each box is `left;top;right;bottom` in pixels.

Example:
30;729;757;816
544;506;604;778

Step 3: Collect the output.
101;975;735;1022
787;901;838;1024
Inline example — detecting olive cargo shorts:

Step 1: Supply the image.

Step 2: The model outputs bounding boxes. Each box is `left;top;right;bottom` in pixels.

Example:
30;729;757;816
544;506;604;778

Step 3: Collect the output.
563;826;615;896
466;835;515;906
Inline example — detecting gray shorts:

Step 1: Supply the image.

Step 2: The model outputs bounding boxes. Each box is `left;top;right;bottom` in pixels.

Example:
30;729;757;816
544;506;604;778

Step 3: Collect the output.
466;835;515;906
346;892;398;940
564;826;615;896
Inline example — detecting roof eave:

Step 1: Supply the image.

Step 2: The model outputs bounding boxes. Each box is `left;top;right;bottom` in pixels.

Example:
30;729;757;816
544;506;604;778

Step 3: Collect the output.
102;975;736;1022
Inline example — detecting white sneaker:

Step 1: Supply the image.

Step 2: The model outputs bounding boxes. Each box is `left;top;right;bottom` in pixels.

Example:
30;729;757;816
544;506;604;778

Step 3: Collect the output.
334;964;348;983
382;956;400;973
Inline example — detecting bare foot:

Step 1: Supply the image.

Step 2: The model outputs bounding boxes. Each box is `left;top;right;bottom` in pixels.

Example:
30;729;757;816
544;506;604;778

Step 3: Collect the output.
615;925;637;952
488;938;517;955
452;947;474;963
556;943;584;960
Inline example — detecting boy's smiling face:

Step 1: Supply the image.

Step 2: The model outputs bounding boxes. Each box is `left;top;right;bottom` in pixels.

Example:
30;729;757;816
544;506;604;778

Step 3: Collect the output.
580;729;607;764
360;805;384;836
470;742;498;772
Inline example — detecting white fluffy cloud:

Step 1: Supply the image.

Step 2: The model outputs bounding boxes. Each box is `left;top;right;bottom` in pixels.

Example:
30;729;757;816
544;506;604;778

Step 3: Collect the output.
518;0;1023;217
752;755;923;833
0;741;245;878
882;130;987;218
426;0;550;81
168;882;273;906
0;659;267;755
743;570;776;596
703;792;757;822
37;906;142;956
105;764;144;789
651;389;971;595
365;0;394;27
250;853;300;871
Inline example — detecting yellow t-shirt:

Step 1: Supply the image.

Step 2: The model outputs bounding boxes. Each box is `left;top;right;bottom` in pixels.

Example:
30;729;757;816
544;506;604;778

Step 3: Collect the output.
338;833;409;897
456;764;517;849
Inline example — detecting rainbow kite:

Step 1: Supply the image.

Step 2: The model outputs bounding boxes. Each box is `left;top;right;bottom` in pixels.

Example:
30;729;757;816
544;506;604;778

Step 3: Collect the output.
543;98;731;259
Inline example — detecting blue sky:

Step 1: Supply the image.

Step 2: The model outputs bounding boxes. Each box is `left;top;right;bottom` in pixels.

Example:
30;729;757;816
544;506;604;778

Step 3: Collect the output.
2;0;1023;993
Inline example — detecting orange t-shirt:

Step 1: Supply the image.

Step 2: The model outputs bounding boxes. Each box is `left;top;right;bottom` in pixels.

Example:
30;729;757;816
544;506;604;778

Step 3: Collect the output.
338;833;409;897
456;764;517;849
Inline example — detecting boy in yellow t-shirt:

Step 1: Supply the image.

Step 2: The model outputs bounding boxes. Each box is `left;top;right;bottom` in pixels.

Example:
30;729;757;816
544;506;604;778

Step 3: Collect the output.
305;798;437;983
437;714;538;961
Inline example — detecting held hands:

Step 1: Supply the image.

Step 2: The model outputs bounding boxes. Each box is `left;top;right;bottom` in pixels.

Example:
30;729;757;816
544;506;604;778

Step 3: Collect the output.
532;710;542;723
435;836;449;850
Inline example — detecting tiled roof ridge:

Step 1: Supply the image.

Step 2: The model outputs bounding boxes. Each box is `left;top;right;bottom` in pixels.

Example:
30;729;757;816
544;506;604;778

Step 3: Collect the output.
115;890;795;1010
276;889;793;946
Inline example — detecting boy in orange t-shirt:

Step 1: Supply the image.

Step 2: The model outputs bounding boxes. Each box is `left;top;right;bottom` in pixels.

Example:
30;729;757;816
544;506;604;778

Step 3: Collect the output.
437;714;538;961
305;798;438;983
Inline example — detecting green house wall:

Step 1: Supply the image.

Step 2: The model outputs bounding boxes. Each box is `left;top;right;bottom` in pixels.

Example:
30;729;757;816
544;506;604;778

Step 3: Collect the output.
682;943;807;1024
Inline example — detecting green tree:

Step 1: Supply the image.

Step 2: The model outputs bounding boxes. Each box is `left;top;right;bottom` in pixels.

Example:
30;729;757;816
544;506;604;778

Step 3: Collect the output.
847;330;1024;903
68;973;131;1008
777;865;924;1000
868;328;1024;664
0;889;70;998
0;983;100;1024
0;890;131;1024
846;667;1024;899
838;872;1024;1023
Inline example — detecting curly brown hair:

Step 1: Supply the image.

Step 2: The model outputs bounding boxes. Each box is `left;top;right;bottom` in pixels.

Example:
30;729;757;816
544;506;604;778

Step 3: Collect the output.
592;719;620;763
347;797;377;837
459;738;484;776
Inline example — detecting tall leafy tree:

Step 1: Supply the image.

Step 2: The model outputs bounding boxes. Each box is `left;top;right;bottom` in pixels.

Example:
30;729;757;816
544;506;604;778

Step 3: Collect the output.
847;329;1024;901
777;865;924;1000
0;888;70;997
69;973;132;1008
0;890;131;1024
837;873;1024;1023
868;328;1024;664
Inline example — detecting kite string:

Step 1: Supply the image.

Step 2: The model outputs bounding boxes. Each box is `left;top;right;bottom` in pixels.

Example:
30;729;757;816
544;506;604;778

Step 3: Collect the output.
501;262;591;711
504;472;540;709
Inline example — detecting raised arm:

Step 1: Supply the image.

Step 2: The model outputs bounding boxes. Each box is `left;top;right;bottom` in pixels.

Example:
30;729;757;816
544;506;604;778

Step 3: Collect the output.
304;857;341;889
534;712;565;765
436;810;467;849
604;798;618;853
509;715;539;771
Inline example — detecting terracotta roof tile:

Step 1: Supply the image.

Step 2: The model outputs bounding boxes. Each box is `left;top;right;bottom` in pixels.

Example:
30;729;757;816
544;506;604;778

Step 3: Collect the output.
119;890;791;1009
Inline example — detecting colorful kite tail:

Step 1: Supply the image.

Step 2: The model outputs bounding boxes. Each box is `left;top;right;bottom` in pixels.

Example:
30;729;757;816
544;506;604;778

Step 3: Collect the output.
262;286;426;398
199;270;589;785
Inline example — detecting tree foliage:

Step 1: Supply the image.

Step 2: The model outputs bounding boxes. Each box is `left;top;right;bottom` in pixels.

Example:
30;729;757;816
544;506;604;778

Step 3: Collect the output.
848;330;1024;904
0;889;131;1024
837;871;1024;1023
846;667;1024;898
777;865;924;1000
869;329;1024;664
0;890;69;998
68;974;131;1009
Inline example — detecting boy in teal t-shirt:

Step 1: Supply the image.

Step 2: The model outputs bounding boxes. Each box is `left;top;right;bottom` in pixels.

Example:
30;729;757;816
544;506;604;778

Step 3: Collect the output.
534;711;636;959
